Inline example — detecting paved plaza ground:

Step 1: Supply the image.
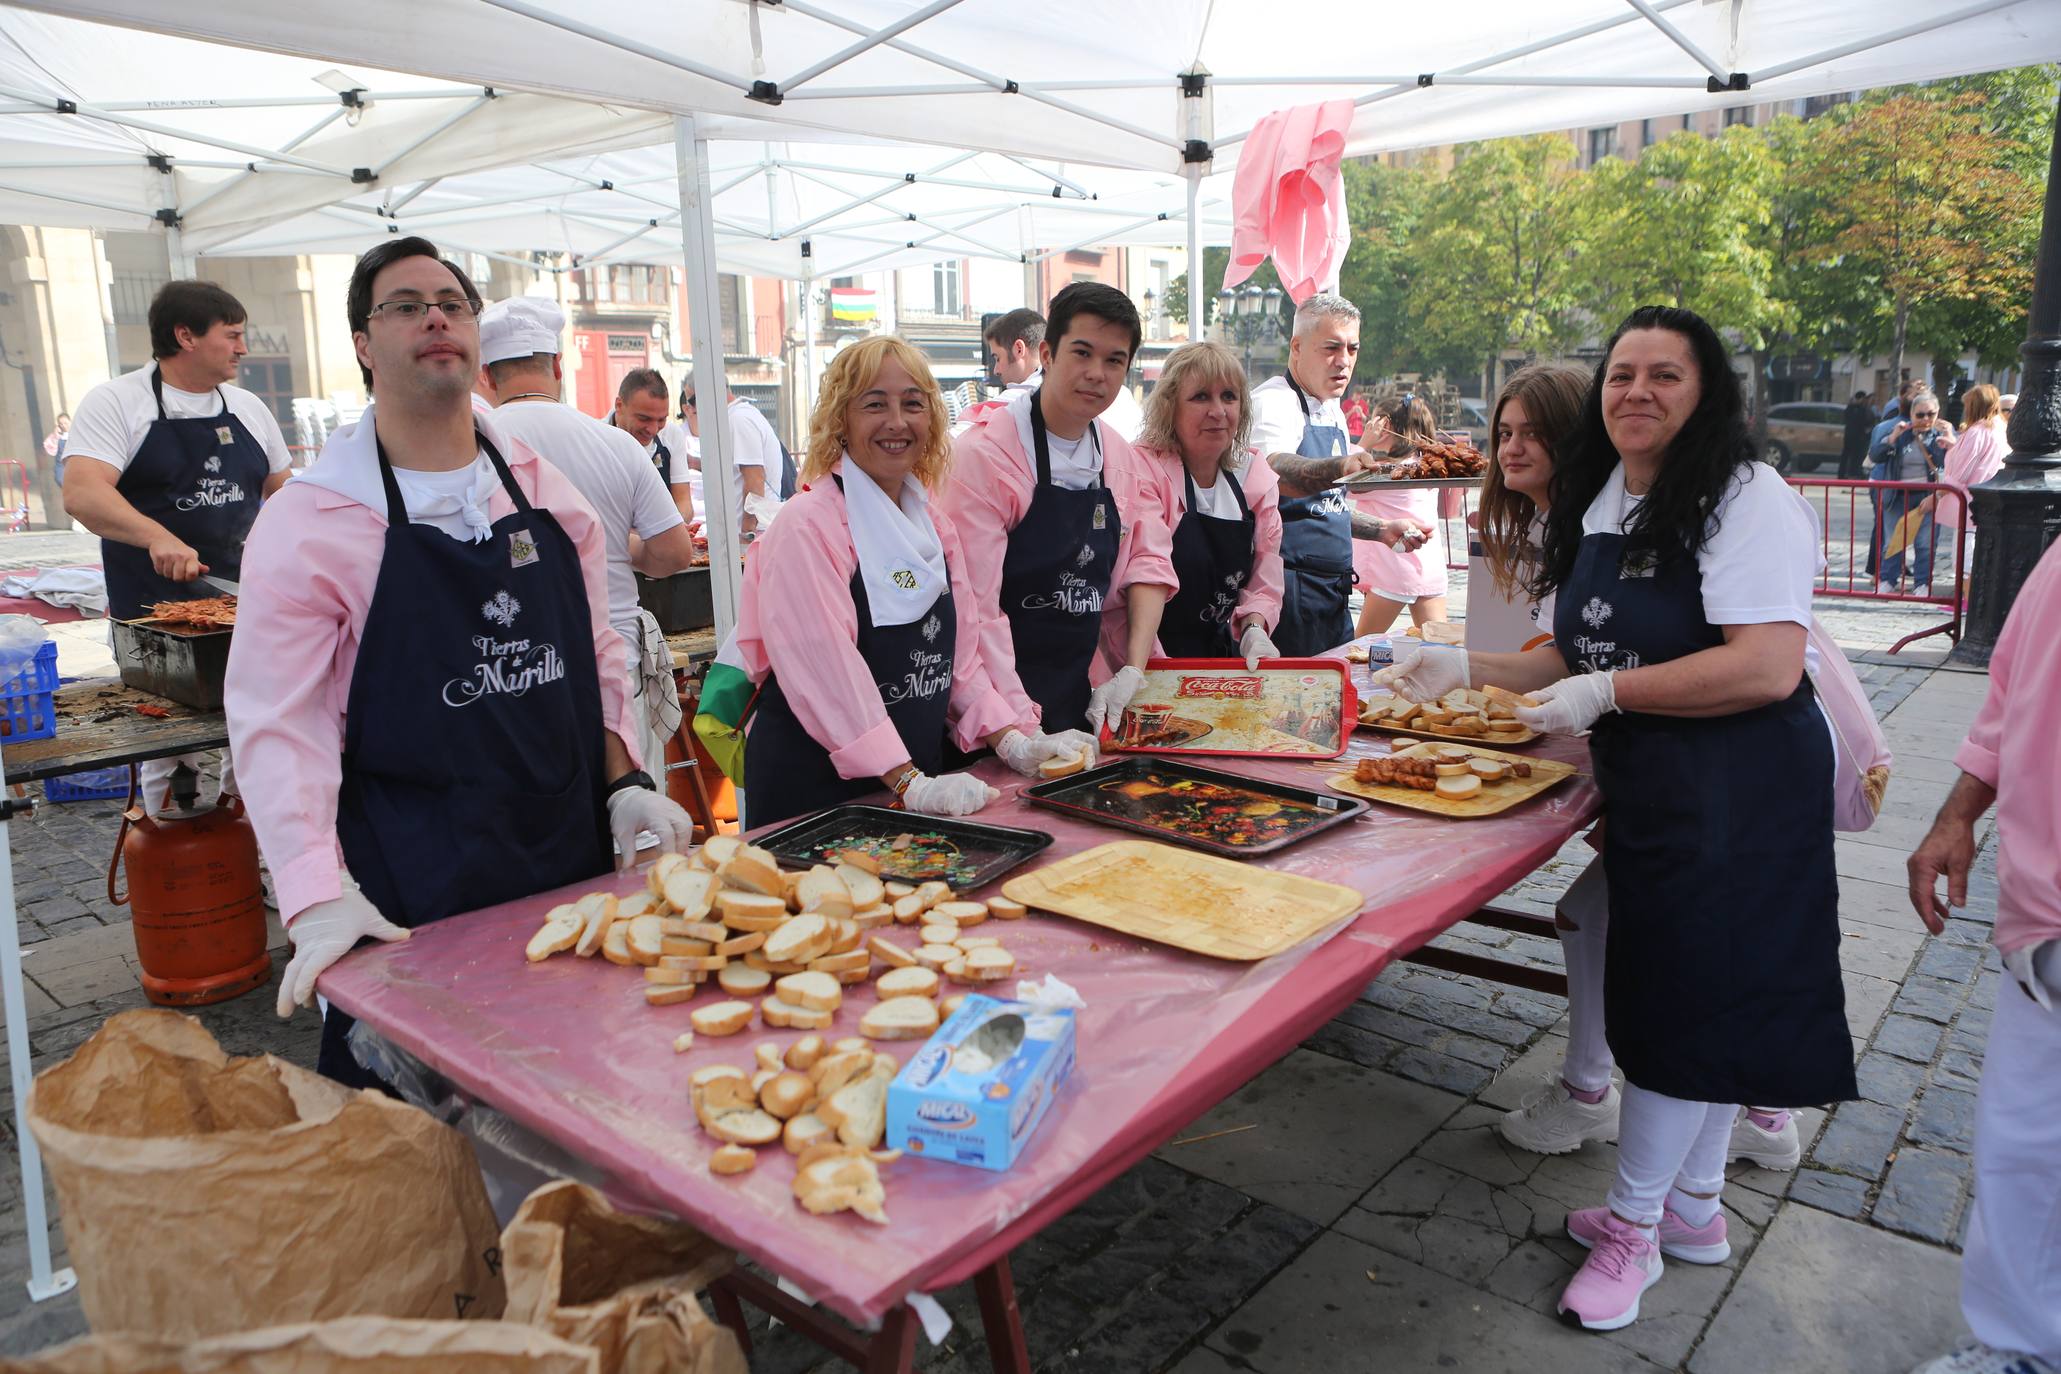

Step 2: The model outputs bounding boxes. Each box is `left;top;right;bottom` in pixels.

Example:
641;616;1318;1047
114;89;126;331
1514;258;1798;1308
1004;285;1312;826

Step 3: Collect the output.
0;527;1998;1371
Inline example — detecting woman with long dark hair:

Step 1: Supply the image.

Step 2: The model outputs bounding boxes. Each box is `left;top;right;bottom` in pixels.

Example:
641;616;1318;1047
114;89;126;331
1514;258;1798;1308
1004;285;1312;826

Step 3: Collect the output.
1376;306;1851;1333
1351;393;1447;634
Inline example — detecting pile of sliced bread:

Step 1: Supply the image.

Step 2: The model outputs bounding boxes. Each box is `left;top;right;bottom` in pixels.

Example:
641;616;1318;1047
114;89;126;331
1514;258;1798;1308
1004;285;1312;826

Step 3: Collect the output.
692;1037;900;1221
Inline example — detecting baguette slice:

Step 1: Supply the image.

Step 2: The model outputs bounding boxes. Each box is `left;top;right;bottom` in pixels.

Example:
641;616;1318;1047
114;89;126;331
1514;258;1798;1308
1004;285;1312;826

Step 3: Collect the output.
795;867;855;920
601;920;635;966
644;984;698;1006
809;949;872;974
759;1070;813;1120
775;970;844;1013
1435;773;1483;799
884;881;916;899
986;896;1028;921
648;851;691;897
717;964;772;997
912;881;953;912
716;930;766;957
717;843;785;896
526;905;583;962
761;995;834;1030
695;834;744;871
717;890;790;925
663;867;719;921
836;849;881;875
913;943;961;971
764;912;833;965
1482;682;1541;710
690;1000;757;1037
662;952;730;973
626;914;665;965
664;918;728;942
953;935;1000;950
572;892;619;958
817;1059;896;1150
784;1034;826;1071
827;916;863;954
868;936;916;969
852;903;895;930
661;937;714;957
891;894;927;924
919;923;960;947
705;1107;782;1147
834;864;886;910
783;1112;834;1154
860;997;941;1042
875;966;940;1001
965;947;1017;981
932;900;988;926
645;965;695;985
709;1144;757;1175
940;994;966;1018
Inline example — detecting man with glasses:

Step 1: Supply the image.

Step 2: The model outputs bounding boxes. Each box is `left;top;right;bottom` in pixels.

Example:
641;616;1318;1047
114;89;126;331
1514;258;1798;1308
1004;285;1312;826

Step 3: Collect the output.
225;236;693;1085
63;280;294;814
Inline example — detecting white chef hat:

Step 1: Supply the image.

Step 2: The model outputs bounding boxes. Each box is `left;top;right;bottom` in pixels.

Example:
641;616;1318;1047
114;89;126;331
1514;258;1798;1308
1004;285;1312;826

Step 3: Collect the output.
478;296;565;365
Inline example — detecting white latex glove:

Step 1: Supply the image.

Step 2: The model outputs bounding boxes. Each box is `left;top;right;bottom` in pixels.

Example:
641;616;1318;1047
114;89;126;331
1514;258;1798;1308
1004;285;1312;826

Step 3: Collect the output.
606;785;696;869
1239;623;1279;670
1515;670;1618;735
902;770;1000;816
992;727;1098;778
277;879;410;1019
1367;645;1469;703
1084;665;1147;738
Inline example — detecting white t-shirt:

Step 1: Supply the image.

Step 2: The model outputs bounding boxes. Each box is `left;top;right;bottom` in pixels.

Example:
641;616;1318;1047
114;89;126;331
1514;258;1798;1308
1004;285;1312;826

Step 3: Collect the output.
490;401;685;636
390;458;496;542
1004;386;1105;491
1248;375;1346;462
659;421;705;513
1546;461;1823;674
1187;468;1244;521
66;365;292;477
724;398;778;530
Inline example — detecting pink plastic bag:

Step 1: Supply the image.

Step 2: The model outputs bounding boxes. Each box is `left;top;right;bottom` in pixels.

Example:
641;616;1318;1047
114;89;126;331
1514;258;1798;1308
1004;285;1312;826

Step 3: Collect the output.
1806;615;1892;831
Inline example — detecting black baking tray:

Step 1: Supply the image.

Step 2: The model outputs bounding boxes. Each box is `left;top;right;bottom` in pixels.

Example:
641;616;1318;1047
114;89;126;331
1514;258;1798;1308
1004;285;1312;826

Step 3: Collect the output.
751;804;1054;892
1022;757;1368;857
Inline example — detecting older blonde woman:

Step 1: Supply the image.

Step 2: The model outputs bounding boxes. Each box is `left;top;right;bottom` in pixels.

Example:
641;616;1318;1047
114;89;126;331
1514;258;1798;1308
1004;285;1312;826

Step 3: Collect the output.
1096;340;1286;673
734;336;1087;827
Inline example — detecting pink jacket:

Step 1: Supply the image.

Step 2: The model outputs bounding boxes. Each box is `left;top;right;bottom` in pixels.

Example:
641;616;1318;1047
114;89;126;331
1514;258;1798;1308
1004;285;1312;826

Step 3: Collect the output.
226;436;634;925
1098;443;1284;668
732;477;1021;780
1954;535;2061;956
938;404;1176;724
1936;420;2006;530
1224;99;1354;303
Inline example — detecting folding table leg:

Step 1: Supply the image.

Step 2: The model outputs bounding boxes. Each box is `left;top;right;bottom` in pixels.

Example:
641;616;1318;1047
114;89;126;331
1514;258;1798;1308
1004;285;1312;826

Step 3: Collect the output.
863;1303;918;1374
973;1257;1032;1374
707;1278;751;1357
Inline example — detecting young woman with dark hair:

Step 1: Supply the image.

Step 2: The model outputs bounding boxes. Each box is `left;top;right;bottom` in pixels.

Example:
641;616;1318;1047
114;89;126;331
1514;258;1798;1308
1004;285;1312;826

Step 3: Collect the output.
1351;393;1446;634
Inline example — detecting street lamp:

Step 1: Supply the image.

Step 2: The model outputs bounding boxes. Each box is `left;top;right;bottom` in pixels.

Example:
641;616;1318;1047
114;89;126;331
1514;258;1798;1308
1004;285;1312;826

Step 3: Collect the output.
1141;287;1158;342
1222;283;1287;379
1955;90;2061;664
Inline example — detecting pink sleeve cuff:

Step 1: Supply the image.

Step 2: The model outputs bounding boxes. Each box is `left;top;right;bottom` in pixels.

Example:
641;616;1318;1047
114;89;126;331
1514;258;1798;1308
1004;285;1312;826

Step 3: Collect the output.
950;683;1019;752
278;844;345;926
1953;738;1999;790
829;718;913;782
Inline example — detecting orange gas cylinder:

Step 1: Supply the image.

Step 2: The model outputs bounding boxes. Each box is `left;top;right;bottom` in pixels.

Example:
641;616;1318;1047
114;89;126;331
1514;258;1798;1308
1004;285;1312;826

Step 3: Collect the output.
111;769;270;1006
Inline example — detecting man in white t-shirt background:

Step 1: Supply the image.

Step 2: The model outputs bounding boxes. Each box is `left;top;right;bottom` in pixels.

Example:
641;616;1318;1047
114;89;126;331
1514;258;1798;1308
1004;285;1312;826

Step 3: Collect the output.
609;368;695;528
62;279;294;814
680;374;782;538
476;298;700;777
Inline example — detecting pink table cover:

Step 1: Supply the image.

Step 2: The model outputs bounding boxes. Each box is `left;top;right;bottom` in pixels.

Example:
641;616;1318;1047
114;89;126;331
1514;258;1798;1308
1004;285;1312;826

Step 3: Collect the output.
321;729;1599;1325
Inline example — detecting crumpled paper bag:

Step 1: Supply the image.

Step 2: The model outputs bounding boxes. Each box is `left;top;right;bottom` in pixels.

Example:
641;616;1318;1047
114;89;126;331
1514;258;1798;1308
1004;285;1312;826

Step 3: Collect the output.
0;1316;597;1373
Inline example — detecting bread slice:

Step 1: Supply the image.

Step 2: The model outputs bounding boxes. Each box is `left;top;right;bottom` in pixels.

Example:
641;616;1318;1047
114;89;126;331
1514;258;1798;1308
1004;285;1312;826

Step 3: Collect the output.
912;881;952;912
689;1064;747;1092
785;1034;826;1071
986;896;1027;921
695;834;744;872
795;867;855;920
745;952;810;975
648;851;691;897
705;1106;782;1147
806;1049;877;1099
940;994;965;1019
868;936;916;969
764;912;834;965
852;903;895;929
913;943;961;971
836;848;881;876
761;995;834;1030
690;1000;757;1037
660;937;714;958
709;1144;757;1175
783;1112;834;1154
1038;750;1087;779
644;984;698;1006
965;947;1016;981
602;920;635;966
622;913;663;965
663;867;719;921
1483;682;1540;709
665;918;727;942
953;935;1000;950
526;905;584;962
661;952;729;973
817;1059;895;1149
644;965;695;985
717;890;789;925
933;900;987;926
919;923;960;947
758;1070;813;1120
775;970;844;1013
875;966;940;1001
826;916;862;954
1435;773;1482;799
809;949;872;975
834;864;886;910
717;843;784;896
1468;758;1509;781
860;996;940;1042
717;964;772;997
716;930;766;956
884;881;915;900
891;894;927;924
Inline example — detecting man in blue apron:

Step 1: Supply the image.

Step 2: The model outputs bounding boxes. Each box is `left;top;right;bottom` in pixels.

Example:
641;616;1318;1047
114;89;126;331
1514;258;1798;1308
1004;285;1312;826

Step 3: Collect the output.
609;367;694;518
1247;293;1426;656
62;280;295;812
940;283;1176;741
222;237;694;1087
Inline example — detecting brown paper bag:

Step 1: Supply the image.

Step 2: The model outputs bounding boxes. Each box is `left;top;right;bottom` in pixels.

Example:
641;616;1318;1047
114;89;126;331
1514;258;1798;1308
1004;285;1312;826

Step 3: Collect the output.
25;1010;506;1340
0;1316;597;1373
500;1182;747;1374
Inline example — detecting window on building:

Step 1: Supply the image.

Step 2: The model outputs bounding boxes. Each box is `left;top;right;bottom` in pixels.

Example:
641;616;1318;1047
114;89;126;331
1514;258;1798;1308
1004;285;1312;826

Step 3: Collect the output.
932;260;961;316
1682;112;1695;132
111;268;168;326
1587;127;1617;166
718;273;744;353
1640;118;1656;148
237;357;295;430
1723;105;1751;128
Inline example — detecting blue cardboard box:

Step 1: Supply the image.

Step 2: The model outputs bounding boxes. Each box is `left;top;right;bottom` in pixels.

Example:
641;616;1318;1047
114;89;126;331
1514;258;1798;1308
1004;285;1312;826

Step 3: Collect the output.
884;993;1077;1171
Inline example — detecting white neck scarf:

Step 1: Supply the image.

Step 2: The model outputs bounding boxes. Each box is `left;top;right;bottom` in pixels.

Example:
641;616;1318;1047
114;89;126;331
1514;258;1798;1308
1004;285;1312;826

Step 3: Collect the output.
295;400;500;542
840;456;948;627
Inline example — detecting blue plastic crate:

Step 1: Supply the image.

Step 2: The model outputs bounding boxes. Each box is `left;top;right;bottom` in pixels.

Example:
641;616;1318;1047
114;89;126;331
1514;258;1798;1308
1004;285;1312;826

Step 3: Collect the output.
0;641;58;744
44;766;131;804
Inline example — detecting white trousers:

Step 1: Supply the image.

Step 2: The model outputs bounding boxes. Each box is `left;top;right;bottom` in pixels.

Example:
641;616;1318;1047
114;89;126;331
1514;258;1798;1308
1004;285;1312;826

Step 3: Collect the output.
1962;960;2061;1366
1607;1085;1737;1227
1556;856;1614;1095
138;748;234;817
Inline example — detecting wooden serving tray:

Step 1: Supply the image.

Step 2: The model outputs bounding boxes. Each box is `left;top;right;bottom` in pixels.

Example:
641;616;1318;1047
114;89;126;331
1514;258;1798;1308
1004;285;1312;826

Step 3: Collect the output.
1327;741;1576;819
1001;840;1363;961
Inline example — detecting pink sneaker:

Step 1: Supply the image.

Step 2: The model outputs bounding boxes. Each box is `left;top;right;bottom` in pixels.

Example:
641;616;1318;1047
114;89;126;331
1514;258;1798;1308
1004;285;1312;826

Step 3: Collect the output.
1557;1212;1663;1331
1568;1203;1731;1264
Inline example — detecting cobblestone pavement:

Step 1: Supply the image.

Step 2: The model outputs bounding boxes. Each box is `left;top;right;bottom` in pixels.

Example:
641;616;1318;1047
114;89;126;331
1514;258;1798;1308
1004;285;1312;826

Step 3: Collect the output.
0;597;1994;1370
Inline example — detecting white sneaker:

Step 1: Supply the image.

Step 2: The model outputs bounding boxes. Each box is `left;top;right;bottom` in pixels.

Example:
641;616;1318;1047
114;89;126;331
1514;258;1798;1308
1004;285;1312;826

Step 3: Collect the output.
1497;1080;1620;1154
1728;1109;1801;1170
1912;1344;2060;1374
1877;578;1900;596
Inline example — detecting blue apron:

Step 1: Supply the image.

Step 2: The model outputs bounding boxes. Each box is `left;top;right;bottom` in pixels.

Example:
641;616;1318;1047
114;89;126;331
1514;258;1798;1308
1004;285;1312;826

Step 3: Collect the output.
996;390;1121;733
1160;463;1255;659
1272;375;1354;657
318;430;612;1088
746;478;958;829
649;433;674;486
103;367;272;620
1556;524;1854;1108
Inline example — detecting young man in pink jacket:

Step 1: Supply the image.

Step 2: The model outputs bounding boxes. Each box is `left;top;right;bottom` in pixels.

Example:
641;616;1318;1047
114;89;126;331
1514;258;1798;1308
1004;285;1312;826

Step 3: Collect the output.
1907;536;2061;1374
225;236;694;1085
938;282;1175;743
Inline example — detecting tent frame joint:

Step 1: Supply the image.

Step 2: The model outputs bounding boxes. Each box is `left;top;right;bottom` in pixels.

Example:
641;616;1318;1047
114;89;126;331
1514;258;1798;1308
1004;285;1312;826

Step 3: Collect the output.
146;153;172;173
53;98;75;114
1418;73;1435;87
351;167;376;184
1004;79;1020;94
748;80;784;105
1707;71;1751;93
1180;72;1207;97
1182;139;1211;164
153;207;180;229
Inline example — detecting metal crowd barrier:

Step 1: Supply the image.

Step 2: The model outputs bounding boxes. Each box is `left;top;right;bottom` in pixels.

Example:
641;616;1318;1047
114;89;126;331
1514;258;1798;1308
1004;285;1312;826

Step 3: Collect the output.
1786;476;1967;654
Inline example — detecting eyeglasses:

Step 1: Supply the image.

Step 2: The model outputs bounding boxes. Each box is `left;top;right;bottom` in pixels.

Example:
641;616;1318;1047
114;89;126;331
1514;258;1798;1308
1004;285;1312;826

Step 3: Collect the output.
1911;411;1938;419
368;298;482;323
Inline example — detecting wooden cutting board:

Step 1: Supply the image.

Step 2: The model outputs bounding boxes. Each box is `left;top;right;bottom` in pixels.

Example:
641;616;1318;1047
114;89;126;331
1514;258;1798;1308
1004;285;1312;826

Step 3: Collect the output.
1327;740;1576;818
1001;840;1363;961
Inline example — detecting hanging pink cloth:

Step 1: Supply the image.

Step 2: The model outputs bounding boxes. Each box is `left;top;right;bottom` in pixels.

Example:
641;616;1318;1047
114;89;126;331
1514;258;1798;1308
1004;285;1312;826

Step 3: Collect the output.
1223;99;1354;304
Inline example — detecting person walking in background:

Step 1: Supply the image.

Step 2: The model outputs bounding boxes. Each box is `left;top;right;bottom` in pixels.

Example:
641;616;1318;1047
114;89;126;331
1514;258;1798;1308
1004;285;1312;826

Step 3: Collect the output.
1342;388;1369;444
1840;390;1876;479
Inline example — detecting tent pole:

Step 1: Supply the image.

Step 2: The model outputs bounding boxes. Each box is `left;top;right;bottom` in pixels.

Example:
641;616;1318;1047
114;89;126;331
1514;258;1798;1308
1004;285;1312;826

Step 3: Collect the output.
1020;205;1038;308
802;248;820;421
675;113;742;640
1185;169;1203;341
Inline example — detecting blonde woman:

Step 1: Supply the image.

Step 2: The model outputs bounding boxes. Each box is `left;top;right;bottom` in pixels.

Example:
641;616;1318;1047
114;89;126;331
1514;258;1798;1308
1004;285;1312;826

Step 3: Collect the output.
734;337;1086;827
1937;383;2007;534
1098;341;1286;669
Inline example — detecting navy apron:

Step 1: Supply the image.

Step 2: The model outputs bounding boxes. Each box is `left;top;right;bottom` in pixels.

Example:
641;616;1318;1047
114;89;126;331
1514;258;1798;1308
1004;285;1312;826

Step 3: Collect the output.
746;476;956;829
103;367;272;620
649;433;673;486
1160;463;1255;659
996;390;1121;733
1555;523;1854;1108
1272;375;1354;657
317;431;612;1088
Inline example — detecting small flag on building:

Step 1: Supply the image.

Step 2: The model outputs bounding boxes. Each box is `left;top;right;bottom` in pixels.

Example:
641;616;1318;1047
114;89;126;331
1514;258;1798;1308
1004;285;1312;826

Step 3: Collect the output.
830;288;877;323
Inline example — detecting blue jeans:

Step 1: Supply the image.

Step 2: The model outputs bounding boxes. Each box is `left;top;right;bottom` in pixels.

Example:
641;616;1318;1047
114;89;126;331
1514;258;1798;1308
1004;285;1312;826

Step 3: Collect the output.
1878;487;1937;589
1864;461;1889;577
